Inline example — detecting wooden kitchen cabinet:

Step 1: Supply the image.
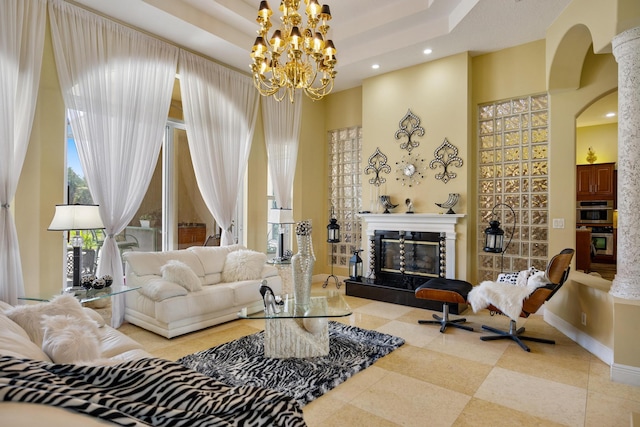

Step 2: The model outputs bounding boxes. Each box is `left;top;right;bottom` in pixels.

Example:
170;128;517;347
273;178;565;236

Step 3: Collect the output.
178;223;207;249
575;228;592;272
576;162;615;200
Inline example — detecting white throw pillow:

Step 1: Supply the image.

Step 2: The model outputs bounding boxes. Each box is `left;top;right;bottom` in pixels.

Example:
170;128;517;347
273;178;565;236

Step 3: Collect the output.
222;249;267;282
161;260;203;292
6;294;93;347
41;314;100;363
139;279;188;301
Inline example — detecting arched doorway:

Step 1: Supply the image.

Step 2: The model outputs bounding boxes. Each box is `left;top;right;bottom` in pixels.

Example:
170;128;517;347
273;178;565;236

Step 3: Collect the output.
575;91;618;279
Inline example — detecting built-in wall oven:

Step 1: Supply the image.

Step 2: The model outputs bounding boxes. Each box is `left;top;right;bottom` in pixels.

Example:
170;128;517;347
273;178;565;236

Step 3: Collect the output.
591;226;614;256
577;200;614;225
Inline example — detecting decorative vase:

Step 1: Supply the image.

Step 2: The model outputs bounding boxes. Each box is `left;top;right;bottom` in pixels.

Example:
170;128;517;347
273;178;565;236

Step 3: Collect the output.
291;220;315;311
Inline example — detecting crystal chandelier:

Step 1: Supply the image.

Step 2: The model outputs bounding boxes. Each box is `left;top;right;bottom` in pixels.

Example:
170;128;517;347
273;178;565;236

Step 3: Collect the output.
251;0;337;102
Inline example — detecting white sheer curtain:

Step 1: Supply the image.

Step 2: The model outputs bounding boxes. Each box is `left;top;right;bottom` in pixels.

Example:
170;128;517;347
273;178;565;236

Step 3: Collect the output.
49;0;178;327
262;92;302;209
179;50;259;246
0;0;46;304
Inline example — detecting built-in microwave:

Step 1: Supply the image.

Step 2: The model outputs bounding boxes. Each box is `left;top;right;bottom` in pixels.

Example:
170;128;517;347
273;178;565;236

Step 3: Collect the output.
577;200;614;225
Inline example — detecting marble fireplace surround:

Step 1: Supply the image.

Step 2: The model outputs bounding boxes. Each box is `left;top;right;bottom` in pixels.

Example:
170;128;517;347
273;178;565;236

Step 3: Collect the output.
358;213;466;280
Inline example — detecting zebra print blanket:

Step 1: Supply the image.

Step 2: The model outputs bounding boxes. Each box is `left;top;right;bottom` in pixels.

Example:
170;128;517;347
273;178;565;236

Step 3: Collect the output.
0;355;305;426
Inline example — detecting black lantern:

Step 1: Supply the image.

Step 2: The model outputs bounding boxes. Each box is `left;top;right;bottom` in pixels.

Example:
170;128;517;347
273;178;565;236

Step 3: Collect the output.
483;220;504;253
323;207;341;288
483;203;515;272
327;214;340;243
349;249;364;280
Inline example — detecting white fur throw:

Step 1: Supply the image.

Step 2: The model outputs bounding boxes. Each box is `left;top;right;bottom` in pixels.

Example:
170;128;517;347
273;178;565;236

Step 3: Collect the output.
41;314;100;363
161;260;203;292
6;294;92;346
222;250;267;282
467;270;550;321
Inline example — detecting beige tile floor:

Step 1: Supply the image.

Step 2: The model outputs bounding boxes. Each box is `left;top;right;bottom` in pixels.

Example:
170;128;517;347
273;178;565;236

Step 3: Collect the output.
118;282;640;427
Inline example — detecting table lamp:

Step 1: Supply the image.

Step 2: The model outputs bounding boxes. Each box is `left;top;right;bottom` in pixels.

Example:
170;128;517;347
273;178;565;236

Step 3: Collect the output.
48;204;104;290
268;208;295;261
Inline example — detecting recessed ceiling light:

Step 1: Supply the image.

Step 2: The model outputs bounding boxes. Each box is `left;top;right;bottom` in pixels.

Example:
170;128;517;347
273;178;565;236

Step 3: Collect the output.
423;48;433;55
371;64;380;70
605;112;616;118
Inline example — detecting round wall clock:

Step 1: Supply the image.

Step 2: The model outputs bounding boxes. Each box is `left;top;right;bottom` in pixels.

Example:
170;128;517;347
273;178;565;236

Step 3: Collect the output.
396;152;425;187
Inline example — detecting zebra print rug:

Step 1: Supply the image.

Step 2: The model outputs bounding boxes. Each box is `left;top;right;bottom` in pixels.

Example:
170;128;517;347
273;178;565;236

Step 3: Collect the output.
178;321;405;406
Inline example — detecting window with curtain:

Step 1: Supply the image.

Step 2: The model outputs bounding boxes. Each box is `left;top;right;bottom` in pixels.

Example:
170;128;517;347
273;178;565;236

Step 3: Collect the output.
328;126;363;267
65;117;227;264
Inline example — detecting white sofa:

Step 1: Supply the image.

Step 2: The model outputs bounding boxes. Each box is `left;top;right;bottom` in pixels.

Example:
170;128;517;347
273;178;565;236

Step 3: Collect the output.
0;296;305;426
0;297;153;426
123;244;282;338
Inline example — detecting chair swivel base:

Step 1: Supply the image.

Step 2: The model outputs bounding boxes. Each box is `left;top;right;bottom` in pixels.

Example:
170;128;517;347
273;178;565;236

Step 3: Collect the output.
418;303;474;333
480;320;555;352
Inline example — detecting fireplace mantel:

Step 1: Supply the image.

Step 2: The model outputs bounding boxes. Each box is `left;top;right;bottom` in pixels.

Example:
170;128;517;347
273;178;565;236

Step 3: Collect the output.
358;213;465;279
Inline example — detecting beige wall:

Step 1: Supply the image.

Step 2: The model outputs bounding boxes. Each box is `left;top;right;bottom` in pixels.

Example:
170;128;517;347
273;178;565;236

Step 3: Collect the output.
293;98;327;274
245;103;268;253
544;0;640;370
545;47;618;352
16;20;66;298
576;123;618;165
362;52;471;279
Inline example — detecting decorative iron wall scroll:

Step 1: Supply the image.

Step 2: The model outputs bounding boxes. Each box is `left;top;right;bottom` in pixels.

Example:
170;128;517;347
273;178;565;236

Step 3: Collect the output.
364;147;391;186
429;137;463;183
394;109;424;152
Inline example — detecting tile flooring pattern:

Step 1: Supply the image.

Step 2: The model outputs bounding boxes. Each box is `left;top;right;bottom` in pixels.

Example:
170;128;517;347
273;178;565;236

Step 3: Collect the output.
118;282;640;427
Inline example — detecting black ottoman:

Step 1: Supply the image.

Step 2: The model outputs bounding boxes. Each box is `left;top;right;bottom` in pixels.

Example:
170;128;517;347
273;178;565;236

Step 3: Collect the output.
415;278;473;333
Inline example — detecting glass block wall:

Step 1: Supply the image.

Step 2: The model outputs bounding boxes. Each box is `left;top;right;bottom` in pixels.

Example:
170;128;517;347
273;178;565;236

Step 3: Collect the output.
477;94;550;280
328;126;363;267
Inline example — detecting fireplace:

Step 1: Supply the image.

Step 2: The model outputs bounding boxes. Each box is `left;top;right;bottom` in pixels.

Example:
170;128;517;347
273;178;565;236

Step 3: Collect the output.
345;213;466;312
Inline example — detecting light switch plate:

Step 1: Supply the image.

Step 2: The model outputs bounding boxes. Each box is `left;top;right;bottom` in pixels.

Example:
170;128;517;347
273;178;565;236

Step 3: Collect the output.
552;218;565;229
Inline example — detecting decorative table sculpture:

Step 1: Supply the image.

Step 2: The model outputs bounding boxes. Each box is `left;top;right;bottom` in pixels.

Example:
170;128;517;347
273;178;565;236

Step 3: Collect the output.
291;220;315;311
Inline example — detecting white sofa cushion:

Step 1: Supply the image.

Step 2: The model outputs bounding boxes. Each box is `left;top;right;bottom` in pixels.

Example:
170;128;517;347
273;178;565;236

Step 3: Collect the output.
5;294;96;347
154;286;234;324
0;300;13;312
41;314;100;363
222;249;267;282
189;245;242;273
161;260;203;292
124;250;205;278
138;279;188;301
97;327;145;359
0;313;51;361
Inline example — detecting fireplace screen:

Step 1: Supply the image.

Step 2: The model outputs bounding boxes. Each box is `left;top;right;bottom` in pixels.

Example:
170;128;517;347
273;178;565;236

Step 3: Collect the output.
381;239;438;277
373;230;444;290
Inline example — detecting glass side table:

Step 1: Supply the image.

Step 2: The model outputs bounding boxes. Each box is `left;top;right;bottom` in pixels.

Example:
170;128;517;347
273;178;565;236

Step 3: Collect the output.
266;259;293;295
239;290;352;358
19;284;141;305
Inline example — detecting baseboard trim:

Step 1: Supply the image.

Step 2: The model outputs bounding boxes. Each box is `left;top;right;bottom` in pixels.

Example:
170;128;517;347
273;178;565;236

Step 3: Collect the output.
543;309;612;365
611;363;640;387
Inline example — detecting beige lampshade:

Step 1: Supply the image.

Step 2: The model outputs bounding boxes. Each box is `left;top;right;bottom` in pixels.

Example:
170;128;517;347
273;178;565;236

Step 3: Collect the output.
268;208;294;224
48;204;104;231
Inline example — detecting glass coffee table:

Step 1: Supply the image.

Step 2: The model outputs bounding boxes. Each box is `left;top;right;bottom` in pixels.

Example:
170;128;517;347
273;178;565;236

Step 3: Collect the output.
19;285;140;305
239;290;352;358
